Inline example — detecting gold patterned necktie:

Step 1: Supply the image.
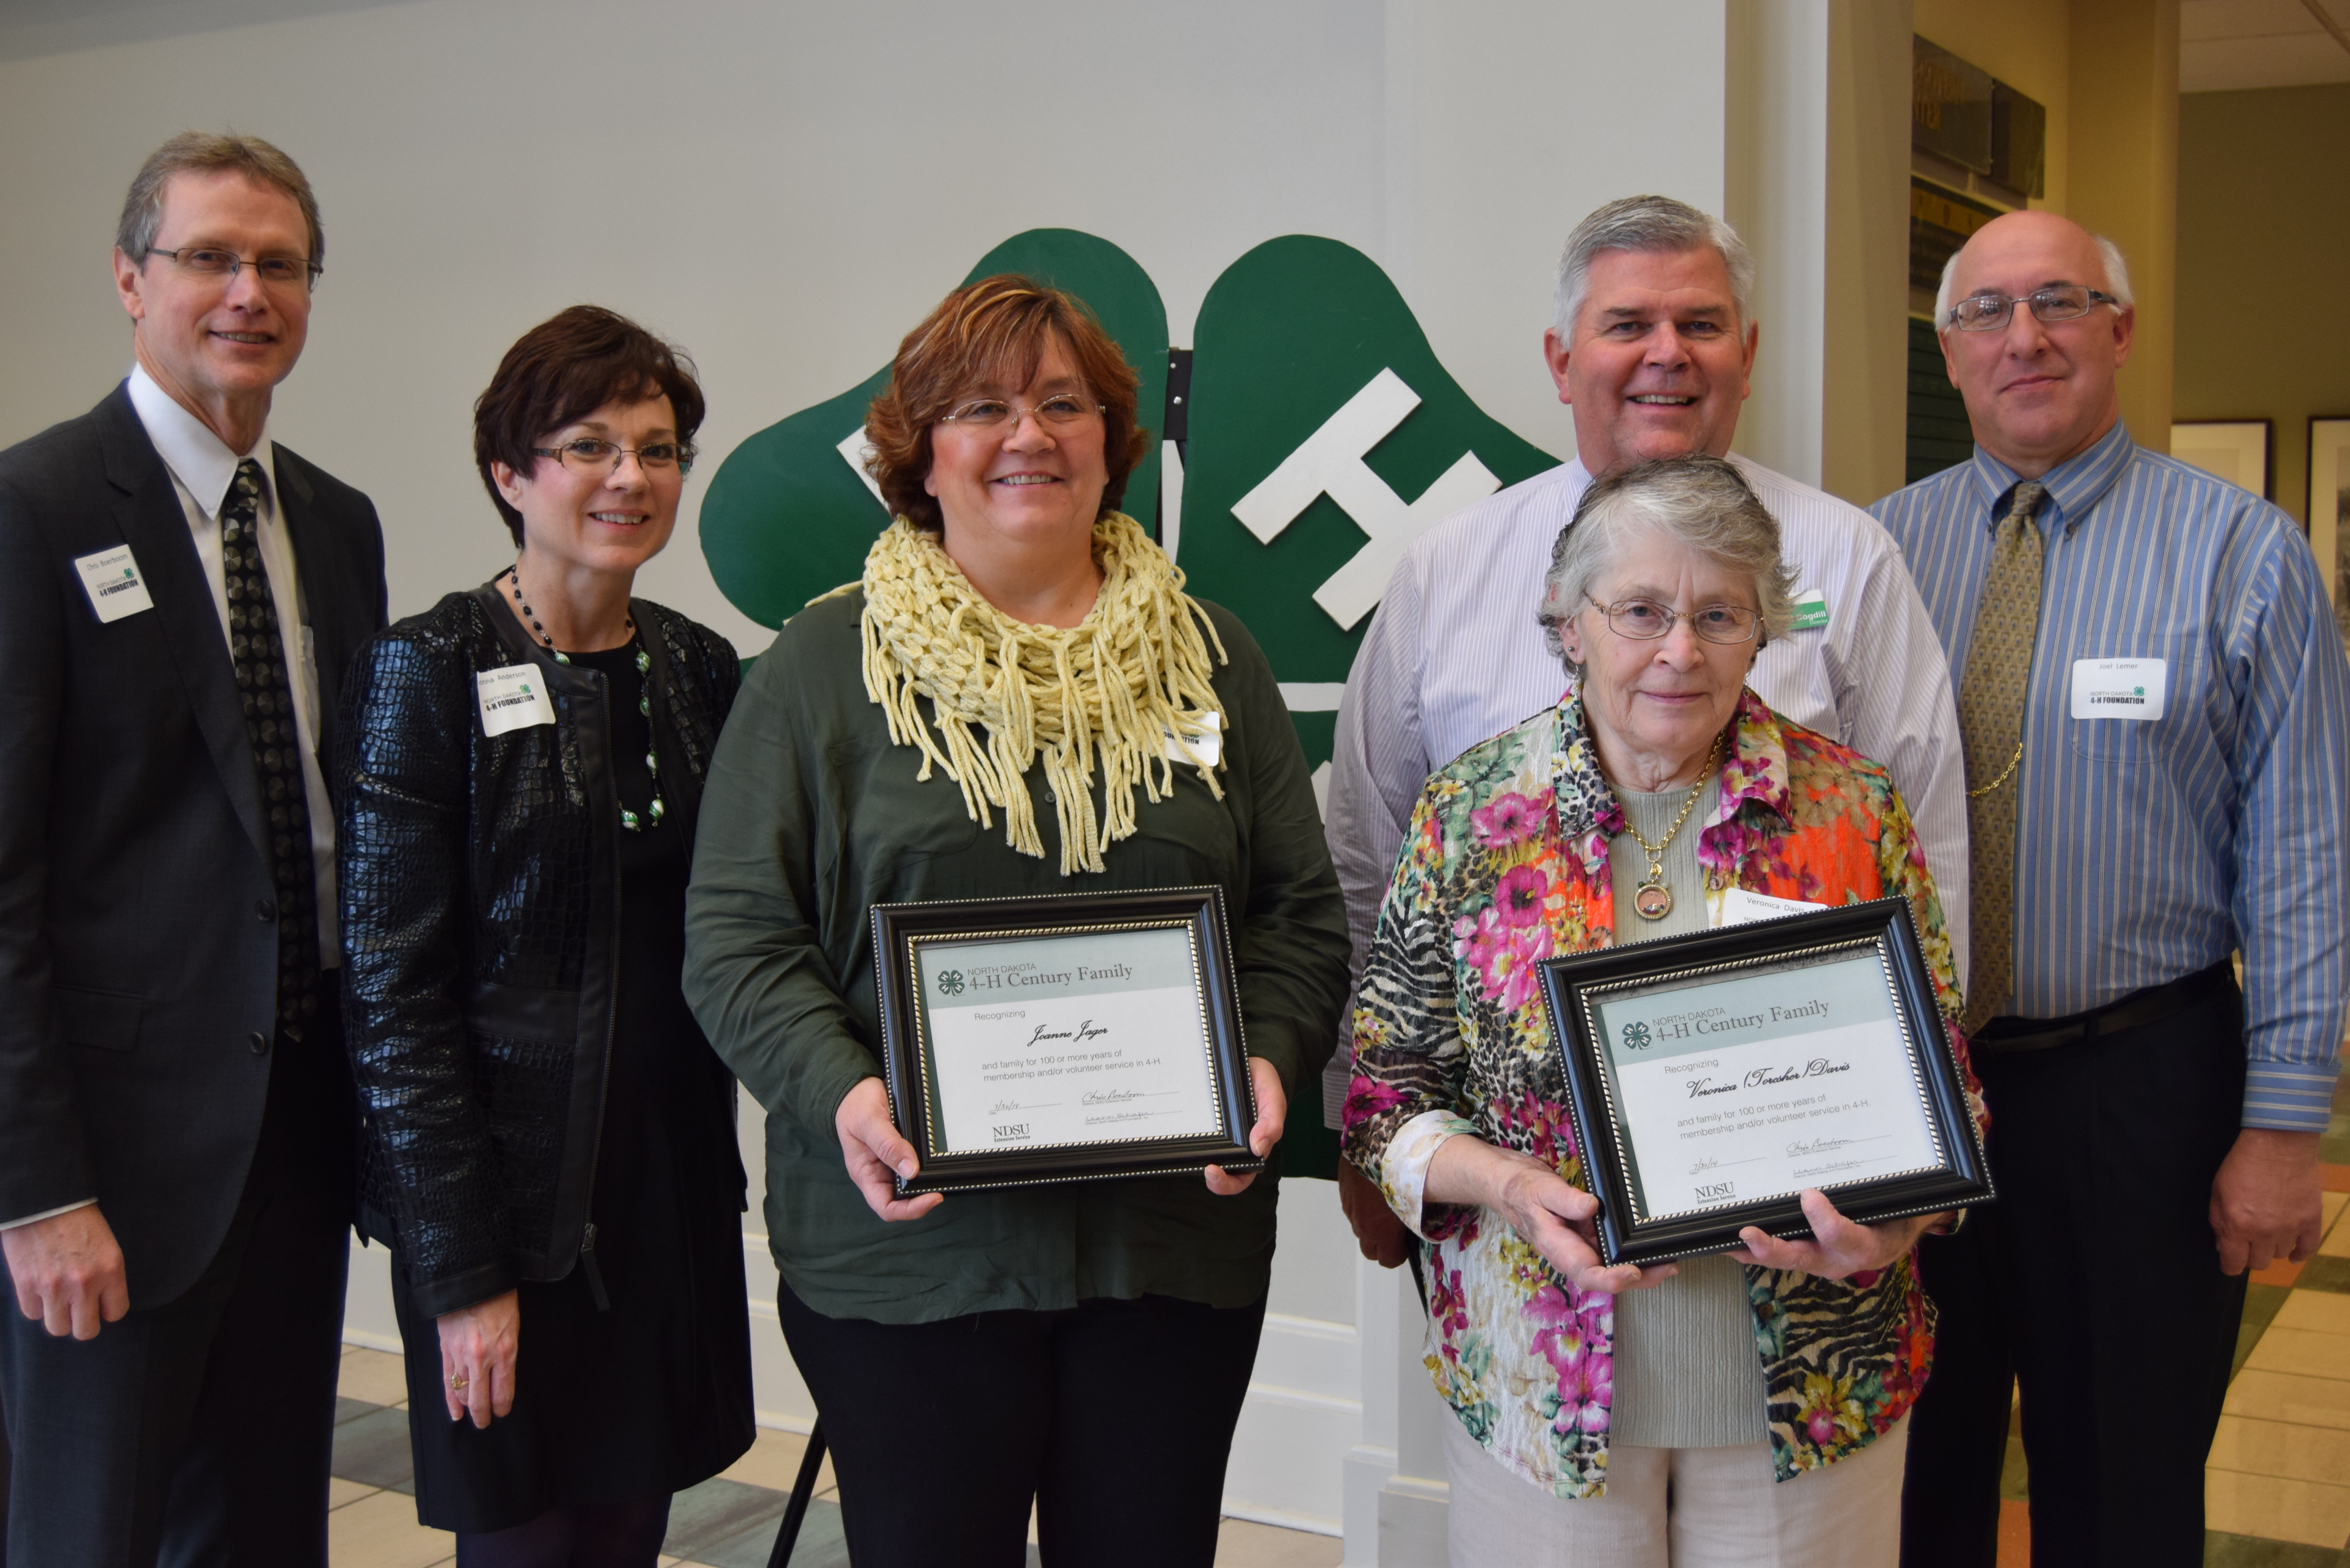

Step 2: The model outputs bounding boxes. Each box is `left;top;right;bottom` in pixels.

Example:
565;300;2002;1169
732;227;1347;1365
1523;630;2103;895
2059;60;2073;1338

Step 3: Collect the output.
221;459;320;1035
1956;479;2048;1035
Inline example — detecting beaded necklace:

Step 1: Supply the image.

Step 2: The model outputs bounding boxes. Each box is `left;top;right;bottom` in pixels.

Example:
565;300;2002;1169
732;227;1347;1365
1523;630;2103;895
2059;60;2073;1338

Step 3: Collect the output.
503;565;666;831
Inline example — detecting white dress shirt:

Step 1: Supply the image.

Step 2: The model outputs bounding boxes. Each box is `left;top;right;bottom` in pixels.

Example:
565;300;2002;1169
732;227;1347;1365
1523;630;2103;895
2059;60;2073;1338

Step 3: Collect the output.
126;367;338;965
1321;454;1971;1124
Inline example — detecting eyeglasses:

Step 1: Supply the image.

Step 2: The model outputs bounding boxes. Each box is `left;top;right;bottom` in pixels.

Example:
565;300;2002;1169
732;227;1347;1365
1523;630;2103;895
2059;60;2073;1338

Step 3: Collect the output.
531;439;697;477
1944;285;2118;332
147;246;321;293
1588;596;1760;645
937;393;1103;430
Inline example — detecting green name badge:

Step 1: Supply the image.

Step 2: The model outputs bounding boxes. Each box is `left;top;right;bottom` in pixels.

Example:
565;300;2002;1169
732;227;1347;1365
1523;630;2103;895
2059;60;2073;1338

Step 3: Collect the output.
1789;589;1830;631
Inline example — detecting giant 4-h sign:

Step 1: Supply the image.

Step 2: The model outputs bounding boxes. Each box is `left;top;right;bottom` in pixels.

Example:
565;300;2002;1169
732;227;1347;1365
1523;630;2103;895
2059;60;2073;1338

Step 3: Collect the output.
699;228;1560;771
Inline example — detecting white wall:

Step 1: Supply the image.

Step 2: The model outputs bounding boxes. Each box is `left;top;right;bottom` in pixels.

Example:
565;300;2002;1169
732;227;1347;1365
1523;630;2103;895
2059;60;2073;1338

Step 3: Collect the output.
0;0;1773;1546
0;0;1742;648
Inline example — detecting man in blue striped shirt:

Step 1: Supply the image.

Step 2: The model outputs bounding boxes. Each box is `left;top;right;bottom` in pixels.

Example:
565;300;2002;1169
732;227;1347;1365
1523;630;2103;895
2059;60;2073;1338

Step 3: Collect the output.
1872;210;2349;1567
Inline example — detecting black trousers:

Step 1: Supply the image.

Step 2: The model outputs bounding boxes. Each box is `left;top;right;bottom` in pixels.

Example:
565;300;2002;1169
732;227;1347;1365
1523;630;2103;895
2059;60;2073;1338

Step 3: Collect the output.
0;1007;354;1568
775;1279;1267;1567
1899;976;2249;1567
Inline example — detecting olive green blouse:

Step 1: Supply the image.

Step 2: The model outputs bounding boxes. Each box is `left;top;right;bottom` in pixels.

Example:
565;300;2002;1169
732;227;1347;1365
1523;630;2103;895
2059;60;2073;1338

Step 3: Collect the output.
683;590;1352;1323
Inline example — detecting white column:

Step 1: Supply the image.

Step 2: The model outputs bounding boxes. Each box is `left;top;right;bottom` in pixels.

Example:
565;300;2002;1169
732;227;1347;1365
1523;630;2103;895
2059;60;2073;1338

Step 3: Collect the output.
1725;0;1918;503
1342;1260;1453;1565
1725;0;1834;488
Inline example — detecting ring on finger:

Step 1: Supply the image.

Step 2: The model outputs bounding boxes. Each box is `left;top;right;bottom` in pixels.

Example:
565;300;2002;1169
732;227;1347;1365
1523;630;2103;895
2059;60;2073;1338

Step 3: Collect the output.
449;1373;469;1390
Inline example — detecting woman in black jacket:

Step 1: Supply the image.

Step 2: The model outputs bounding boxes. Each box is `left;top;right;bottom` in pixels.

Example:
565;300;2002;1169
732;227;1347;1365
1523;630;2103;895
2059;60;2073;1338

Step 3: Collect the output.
338;306;752;1565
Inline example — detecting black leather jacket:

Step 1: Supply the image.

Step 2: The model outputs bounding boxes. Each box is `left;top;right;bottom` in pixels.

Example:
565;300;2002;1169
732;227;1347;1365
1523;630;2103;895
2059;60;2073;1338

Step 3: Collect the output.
336;584;740;1318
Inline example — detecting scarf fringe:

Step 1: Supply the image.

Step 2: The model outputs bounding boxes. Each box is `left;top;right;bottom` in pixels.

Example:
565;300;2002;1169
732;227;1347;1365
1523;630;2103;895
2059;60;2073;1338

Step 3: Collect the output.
858;513;1226;874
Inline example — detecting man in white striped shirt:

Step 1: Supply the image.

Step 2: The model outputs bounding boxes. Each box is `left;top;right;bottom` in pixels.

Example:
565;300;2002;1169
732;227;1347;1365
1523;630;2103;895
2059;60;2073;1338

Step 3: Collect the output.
1324;195;1969;1264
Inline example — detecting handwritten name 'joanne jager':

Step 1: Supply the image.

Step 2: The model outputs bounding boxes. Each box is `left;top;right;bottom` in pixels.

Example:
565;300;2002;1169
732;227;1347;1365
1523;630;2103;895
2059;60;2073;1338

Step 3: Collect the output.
1025;1019;1111;1049
1681;1058;1852;1098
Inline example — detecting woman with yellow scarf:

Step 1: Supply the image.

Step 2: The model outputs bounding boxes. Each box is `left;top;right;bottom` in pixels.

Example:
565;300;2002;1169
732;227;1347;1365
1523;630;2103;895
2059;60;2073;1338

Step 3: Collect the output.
683;275;1350;1567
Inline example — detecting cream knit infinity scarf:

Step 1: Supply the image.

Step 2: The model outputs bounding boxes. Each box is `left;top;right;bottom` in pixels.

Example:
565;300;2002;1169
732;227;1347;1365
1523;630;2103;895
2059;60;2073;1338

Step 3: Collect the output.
857;512;1228;874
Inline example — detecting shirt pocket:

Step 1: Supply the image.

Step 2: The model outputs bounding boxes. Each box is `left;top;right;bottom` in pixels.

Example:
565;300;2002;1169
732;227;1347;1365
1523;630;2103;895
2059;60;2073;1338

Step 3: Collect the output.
1115;766;1240;884
2065;635;2185;766
830;738;980;861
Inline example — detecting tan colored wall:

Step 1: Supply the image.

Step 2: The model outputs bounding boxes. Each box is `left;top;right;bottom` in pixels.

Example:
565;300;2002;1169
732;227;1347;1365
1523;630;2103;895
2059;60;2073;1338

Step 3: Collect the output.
2176;82;2350;527
2068;0;2181;444
1819;0;1917;506
1910;0;2072;214
1908;0;2180;448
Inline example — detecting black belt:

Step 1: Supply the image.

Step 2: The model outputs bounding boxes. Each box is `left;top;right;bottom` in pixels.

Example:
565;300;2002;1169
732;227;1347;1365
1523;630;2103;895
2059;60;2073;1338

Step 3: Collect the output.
1971;960;2236;1056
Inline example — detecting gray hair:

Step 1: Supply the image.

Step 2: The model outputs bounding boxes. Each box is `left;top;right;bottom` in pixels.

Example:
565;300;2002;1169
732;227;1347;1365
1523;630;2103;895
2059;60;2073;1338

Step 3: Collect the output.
117;131;324;271
1538;454;1795;676
1933;229;2132;326
1553;195;1756;341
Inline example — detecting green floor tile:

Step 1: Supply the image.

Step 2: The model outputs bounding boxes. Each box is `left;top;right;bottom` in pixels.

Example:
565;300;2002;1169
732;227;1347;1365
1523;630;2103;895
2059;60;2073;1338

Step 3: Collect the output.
2247;1282;2292;1330
330;1403;418;1494
2236;1283;2290;1377
2000;1398;2028;1501
693;1496;850;1568
660;1475;792;1561
2203;1530;2347;1566
2296;1256;2350;1294
333;1395;383;1426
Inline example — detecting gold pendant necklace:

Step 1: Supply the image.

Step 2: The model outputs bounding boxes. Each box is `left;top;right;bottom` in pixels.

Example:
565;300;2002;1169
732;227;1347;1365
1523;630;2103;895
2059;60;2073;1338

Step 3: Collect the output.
1614;729;1726;921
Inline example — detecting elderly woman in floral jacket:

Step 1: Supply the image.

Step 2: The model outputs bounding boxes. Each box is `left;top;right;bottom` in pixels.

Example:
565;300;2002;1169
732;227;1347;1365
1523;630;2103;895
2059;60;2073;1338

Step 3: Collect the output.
1342;454;1984;1567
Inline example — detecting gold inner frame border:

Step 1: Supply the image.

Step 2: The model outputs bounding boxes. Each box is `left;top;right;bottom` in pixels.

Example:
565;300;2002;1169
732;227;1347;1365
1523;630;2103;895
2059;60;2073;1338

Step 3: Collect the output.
903;917;1228;1161
1572;932;1950;1226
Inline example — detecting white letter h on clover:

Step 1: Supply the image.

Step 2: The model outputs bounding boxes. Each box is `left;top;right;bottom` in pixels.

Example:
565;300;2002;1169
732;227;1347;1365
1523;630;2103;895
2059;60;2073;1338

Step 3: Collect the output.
1230;368;1500;630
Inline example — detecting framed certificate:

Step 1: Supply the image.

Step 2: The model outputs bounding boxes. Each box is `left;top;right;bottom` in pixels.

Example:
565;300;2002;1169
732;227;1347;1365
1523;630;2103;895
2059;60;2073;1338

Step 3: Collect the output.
1537;898;1991;1266
870;886;1260;1195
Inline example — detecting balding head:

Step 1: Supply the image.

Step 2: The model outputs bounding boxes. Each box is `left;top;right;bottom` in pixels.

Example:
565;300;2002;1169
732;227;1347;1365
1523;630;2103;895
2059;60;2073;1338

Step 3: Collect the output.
1934;211;2135;478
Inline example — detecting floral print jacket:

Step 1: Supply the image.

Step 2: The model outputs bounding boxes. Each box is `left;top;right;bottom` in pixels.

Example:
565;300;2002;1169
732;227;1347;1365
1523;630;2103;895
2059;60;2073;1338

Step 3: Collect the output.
1341;683;1985;1497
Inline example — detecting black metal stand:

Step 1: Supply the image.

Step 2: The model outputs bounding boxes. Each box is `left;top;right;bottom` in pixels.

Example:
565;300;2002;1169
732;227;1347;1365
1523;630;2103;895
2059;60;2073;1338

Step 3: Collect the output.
766;1420;827;1568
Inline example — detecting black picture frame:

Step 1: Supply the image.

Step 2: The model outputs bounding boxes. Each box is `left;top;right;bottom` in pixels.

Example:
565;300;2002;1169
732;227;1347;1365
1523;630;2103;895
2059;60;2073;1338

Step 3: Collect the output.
871;885;1260;1196
1536;897;1992;1267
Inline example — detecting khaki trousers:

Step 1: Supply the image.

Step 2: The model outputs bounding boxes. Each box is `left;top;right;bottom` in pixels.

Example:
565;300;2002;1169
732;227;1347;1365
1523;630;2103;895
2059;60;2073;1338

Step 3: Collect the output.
1443;1411;1908;1567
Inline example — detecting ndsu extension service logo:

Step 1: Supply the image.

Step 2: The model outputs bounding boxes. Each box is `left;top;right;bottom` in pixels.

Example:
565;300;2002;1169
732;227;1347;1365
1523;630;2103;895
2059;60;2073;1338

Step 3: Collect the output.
696;228;1560;771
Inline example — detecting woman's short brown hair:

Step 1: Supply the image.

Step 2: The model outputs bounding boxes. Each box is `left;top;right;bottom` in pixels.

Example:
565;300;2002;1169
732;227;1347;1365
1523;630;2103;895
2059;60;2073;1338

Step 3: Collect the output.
865;274;1149;533
473;305;706;544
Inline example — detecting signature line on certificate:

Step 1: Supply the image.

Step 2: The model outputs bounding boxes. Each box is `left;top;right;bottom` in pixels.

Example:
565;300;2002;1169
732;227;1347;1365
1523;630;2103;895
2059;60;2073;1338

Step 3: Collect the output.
1685;1155;1772;1177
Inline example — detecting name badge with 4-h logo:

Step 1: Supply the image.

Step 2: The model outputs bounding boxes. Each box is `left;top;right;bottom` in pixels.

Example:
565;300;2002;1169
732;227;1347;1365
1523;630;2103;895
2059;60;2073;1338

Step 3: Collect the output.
475;664;557;736
2070;657;2166;721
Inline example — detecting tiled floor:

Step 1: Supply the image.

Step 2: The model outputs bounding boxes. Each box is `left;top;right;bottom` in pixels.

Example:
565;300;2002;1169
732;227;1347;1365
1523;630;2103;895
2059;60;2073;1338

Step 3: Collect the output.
329;1064;2350;1566
1986;1059;2350;1567
2185;1054;2350;1568
325;1346;1341;1566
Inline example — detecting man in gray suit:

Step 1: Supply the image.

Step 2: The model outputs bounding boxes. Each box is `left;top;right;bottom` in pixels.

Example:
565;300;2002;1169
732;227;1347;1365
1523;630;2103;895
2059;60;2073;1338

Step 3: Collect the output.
0;132;385;1566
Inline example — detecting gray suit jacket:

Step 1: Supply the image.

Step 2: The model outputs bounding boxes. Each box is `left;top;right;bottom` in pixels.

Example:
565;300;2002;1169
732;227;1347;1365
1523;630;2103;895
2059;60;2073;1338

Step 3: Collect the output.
0;383;386;1308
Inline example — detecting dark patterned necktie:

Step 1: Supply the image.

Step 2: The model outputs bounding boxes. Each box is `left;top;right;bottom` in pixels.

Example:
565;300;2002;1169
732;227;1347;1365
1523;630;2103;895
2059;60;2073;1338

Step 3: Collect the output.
221;458;319;1035
1956;479;2049;1035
